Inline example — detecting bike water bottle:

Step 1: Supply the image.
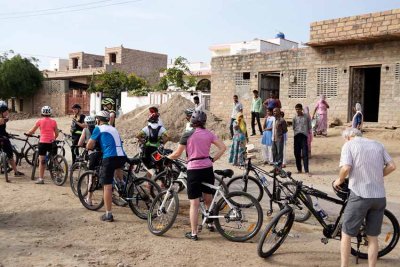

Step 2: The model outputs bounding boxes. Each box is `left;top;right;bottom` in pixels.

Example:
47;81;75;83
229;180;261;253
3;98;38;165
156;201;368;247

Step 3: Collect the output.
313;200;328;220
260;175;270;187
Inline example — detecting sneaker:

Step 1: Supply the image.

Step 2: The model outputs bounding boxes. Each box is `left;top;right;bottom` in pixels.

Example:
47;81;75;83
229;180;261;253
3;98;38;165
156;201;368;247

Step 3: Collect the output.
35;178;44;184
84;198;93;206
206;223;216;232
14;171;25;177
185;232;198;241
112;195;128;207
100;213;114;222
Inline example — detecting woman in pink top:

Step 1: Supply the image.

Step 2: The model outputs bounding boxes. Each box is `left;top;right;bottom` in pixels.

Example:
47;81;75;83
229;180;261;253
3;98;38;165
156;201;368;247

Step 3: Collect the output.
26;106;59;184
312;95;330;136
168;110;226;241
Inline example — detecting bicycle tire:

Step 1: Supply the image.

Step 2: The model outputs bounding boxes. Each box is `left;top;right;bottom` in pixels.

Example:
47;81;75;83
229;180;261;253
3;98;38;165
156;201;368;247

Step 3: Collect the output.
281;182;312;223
153;169;184;192
127;177;162;220
24;144;37;166
147;190;179;236
57;145;66;157
226;175;264;202
1;152;9;183
214;191;263;242
69;162;88;196
30;150;39;180
49;155;68;186
257;206;295;258
350;209;400;259
77;171;104;211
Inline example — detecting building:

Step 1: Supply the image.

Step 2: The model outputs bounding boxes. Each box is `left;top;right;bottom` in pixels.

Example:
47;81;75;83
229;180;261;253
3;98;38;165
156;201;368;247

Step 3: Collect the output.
17;45;167;116
210;9;400;126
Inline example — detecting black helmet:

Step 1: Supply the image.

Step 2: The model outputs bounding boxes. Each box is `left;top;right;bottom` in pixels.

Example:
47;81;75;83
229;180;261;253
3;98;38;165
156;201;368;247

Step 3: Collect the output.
332;179;350;200
0;100;8;113
190;110;207;127
184;108;194;116
72;104;82;109
148;113;159;123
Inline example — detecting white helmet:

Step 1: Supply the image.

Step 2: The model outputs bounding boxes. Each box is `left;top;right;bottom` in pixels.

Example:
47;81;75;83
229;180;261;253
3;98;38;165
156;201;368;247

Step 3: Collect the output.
41;106;52;116
0;100;8;112
96;110;110;122
84;116;96;126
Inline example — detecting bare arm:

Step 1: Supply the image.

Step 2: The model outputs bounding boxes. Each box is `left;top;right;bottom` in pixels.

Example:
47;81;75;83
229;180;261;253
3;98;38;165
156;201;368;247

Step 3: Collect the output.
211;138;226;162
383;161;396;177
168;144;186;160
26;125;39;135
333;164;351;188
109;113;116;126
86;139;96;151
78;131;86;147
54;125;59;139
312;107;317;118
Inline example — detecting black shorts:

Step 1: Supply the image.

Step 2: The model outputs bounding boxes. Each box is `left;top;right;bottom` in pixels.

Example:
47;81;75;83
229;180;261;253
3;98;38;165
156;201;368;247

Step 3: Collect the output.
88;152;102;171
38;142;56;156
0;137;13;159
99;156;127;185
186;167;215;199
143;146;157;169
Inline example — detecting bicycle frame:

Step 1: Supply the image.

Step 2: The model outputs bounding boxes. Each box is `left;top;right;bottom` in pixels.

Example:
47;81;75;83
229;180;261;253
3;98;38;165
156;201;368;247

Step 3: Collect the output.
9;134;38;165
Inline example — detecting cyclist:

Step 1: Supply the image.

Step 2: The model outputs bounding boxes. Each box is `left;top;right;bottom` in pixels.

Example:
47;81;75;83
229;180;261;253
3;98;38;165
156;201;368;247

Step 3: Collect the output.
70;104;86;163
167;110;226;241
86;110;127;222
26;106;59;184
78;116;101;170
149;106;163;126
0;100;24;179
184;108;194;132
101;98;116;127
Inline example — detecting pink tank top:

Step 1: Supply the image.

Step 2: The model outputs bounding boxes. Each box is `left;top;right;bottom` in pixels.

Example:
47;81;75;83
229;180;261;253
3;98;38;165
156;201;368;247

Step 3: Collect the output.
35;117;57;143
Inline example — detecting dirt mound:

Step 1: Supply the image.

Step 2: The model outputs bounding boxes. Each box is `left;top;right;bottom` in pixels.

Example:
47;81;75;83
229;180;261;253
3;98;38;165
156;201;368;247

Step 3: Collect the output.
117;95;230;145
8;112;33;120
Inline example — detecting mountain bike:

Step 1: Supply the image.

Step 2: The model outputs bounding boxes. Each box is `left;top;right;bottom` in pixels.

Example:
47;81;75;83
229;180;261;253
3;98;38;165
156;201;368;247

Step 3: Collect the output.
30;139;69;186
77;156;162;220
0;137;12;182
148;162;263;242
58;130;74;157
69;147;92;196
257;173;399;260
227;156;312;222
8;133;39;166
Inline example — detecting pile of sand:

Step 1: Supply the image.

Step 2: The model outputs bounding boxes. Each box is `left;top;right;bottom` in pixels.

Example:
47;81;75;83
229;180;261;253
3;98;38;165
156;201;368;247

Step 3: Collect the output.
117;95;230;147
9;112;32;120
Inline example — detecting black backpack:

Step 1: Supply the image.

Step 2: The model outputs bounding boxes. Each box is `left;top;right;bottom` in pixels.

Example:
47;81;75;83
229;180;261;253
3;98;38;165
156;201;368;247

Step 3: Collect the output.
147;125;162;145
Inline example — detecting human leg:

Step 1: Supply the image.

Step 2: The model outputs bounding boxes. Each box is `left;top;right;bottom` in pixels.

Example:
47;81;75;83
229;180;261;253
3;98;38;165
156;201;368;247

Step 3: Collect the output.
300;134;309;173
293;135;302;172
229;118;235;138
340;231;351;267
189;198;200;235
367;236;378;267
276;139;284;164
271;142;277;163
251;112;256;135
255;112;263;134
71;134;80;163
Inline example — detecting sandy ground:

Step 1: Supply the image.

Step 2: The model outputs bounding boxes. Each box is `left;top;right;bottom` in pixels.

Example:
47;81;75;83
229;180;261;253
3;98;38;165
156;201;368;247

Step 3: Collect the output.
0;116;399;267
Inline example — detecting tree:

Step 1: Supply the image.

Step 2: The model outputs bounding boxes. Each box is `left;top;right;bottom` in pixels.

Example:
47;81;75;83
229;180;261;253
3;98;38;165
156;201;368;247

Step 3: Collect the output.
156;56;196;91
126;73;149;96
0;52;43;99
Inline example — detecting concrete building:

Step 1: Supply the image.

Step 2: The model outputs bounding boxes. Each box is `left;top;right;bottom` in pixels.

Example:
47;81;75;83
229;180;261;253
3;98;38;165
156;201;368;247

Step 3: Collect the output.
210;9;400;126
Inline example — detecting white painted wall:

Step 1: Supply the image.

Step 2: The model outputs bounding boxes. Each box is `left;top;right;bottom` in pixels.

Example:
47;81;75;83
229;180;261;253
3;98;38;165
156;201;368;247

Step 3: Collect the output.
48;58;69;71
90;92;103;116
120;91;149;114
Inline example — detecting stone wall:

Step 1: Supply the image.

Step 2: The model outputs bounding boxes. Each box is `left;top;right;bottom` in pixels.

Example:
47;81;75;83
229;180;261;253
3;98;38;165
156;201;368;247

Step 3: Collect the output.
210;40;400;126
33;80;69;116
68;52;104;69
309;9;400;46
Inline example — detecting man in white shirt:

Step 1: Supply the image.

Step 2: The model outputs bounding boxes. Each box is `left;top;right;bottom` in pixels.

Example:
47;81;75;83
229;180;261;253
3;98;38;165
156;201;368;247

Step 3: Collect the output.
193;96;205;112
230;95;243;138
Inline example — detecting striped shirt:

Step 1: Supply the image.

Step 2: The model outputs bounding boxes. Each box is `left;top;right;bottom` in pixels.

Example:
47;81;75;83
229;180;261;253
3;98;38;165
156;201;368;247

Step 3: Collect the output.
90;124;126;159
339;137;392;198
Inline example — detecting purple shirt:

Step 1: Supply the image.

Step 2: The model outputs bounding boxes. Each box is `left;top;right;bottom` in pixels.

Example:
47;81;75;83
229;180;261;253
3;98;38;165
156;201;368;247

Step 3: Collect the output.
179;128;217;170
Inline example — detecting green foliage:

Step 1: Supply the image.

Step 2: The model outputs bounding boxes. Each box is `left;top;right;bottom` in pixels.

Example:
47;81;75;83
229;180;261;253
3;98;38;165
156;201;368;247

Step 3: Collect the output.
156;56;196;91
126;73;149;96
0;52;43;99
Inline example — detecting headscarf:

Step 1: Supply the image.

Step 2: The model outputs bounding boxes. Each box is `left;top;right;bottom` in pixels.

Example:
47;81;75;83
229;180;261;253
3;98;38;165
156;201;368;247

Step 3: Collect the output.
236;112;247;135
352;102;363;129
355;103;362;113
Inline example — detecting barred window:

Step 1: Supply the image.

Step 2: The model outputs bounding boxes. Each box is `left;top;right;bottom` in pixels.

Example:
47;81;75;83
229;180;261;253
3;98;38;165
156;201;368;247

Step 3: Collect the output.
288;69;307;98
317;67;338;97
235;72;251;86
395;63;400;81
395;63;400;97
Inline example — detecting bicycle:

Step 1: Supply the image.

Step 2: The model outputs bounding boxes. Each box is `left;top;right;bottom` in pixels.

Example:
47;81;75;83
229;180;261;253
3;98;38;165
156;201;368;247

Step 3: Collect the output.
257;174;399;261
148;162;263;242
57;130;74;157
69;147;92;196
30;139;69;186
227;155;312;222
8;133;39;166
0;137;12;182
77;156;162;220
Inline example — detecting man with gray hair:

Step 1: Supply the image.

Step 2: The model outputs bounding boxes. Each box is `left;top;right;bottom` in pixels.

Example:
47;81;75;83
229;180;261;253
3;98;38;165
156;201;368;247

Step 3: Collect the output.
333;128;396;267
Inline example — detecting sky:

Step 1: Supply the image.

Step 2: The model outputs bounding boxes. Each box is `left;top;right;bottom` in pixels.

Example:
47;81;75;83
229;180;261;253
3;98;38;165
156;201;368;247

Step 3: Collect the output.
0;0;399;69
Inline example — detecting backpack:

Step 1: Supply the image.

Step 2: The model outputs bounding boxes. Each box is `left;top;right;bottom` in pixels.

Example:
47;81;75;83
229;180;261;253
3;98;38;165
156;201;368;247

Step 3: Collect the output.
146;125;162;146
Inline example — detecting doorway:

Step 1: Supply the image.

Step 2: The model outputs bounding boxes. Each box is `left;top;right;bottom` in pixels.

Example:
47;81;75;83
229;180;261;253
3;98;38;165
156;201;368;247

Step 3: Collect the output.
349;66;381;122
259;72;280;101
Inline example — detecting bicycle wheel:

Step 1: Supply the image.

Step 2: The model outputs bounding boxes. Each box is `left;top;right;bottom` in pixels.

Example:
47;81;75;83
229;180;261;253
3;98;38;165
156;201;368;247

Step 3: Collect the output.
214;191;263;242
281;182;312;223
153;169;184;192
30;150;39;180
1;152;9;183
49;155;68;186
226;175;264;202
127;177;162;220
214;176;229;196
77;171;104;211
69;162;88;196
147;190;179;236
257;206;295;258
24;144;37;166
350;209;400;259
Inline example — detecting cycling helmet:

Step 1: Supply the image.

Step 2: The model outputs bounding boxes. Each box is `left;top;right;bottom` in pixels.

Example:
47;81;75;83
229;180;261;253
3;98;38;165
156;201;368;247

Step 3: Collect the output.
101;98;115;106
332;179;350;200
148;113;159;123
190;110;207;127
0;100;8;112
149;106;158;113
96;110;110;122
41;106;52;116
184;108;194;117
72;103;82;109
84;116;96;126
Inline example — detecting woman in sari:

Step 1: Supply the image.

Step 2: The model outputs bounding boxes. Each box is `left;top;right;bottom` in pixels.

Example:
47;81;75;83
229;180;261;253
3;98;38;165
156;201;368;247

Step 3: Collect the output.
351;102;363;130
312;95;330;136
229;112;247;166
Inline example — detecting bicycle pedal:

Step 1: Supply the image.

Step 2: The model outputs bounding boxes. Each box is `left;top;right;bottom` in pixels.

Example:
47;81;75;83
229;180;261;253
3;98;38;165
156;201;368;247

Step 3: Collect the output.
321;238;329;244
266;210;273;217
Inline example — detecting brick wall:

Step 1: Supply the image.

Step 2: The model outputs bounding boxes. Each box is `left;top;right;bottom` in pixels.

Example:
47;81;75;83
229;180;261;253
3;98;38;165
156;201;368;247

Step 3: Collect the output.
33;80;69;116
68;52;104;69
309;9;400;46
211;40;400;126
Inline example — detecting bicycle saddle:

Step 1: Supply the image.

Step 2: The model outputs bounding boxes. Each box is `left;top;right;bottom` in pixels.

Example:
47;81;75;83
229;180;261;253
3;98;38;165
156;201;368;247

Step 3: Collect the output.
214;169;234;178
126;157;141;165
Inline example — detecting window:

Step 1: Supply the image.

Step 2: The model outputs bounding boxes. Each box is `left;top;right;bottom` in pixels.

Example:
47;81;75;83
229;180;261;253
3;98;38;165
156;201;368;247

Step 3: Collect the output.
243;72;250;80
288;69;307;98
109;53;117;64
317;67;338;97
19;99;23;112
321;48;335;55
235;72;250;93
94;60;103;67
72;58;79;69
395;63;400;97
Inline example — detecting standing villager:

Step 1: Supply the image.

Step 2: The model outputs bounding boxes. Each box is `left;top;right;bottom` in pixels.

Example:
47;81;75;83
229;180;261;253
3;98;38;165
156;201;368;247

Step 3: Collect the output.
229;95;243;139
292;104;312;176
271;108;287;164
263;92;282;110
312;95;330;136
70;104;86;163
250;90;263;136
229;112;247;166
261;108;275;165
351;102;363;130
193;96;205;112
303;106;313;157
333;128;396;267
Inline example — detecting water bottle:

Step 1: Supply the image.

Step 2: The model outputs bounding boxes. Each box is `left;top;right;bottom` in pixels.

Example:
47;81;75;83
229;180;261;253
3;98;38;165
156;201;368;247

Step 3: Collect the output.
313;200;328;220
260;175;270;187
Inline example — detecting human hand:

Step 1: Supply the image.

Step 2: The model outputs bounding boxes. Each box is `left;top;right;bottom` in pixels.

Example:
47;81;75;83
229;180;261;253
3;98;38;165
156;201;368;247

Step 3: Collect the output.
333;178;343;189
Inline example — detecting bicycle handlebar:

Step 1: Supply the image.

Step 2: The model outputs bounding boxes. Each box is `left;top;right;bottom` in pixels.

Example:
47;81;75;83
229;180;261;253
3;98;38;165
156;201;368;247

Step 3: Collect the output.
24;133;40;139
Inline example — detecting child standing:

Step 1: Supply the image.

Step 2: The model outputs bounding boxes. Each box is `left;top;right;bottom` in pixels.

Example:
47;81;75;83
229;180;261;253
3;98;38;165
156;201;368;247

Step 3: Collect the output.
261;108;274;165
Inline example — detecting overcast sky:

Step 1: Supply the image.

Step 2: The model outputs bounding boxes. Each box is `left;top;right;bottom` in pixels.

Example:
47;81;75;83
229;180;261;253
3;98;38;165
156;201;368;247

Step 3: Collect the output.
0;0;399;69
